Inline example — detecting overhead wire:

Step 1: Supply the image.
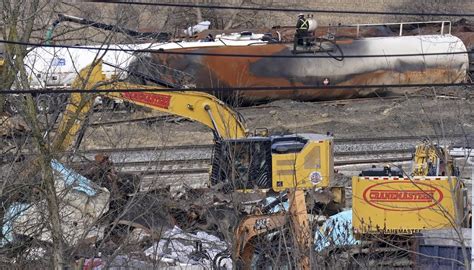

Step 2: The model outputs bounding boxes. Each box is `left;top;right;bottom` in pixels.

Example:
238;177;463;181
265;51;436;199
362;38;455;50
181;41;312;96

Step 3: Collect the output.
0;39;471;59
84;0;474;17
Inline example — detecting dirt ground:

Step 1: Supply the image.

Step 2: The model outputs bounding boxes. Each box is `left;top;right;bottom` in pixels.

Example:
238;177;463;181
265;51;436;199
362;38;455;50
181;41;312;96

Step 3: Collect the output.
81;88;473;150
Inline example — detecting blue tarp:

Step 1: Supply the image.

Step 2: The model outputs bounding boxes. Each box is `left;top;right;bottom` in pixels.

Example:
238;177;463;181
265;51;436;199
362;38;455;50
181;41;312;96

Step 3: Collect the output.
51;159;97;196
314;210;360;252
2;202;29;245
263;197;359;252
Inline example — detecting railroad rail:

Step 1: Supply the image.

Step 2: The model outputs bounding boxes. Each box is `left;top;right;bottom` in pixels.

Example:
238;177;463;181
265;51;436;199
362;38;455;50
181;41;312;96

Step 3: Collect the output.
77;133;468;154
2;134;469;191
67;134;469;191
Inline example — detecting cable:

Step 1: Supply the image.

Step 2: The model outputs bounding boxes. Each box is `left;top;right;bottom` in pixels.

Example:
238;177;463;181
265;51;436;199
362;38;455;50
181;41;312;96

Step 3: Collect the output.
0;83;471;95
0;39;471;59
85;0;474;17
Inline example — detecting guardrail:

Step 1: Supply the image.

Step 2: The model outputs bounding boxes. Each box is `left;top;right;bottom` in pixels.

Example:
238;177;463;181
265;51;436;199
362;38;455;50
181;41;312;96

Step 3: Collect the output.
350;21;452;38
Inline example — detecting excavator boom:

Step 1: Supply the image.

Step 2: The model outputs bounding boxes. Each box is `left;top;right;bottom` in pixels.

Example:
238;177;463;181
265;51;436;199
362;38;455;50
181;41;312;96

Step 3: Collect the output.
55;61;248;151
103;86;248;139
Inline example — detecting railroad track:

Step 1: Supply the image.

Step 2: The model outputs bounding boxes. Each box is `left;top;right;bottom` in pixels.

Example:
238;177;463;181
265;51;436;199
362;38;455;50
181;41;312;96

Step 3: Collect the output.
74;134;467;165
83;150;427;174
78;133;467;155
4;134;466;164
67;134;469;191
78;155;414;174
3;134;467;190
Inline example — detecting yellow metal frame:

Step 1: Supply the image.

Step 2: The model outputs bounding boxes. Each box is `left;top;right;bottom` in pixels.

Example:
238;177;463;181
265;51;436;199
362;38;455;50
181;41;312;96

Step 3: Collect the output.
412;142;457;177
53;63;106;152
271;139;333;191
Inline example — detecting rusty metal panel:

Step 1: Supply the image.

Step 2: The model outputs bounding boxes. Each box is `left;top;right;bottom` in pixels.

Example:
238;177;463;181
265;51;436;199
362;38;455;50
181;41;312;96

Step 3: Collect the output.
352;176;461;235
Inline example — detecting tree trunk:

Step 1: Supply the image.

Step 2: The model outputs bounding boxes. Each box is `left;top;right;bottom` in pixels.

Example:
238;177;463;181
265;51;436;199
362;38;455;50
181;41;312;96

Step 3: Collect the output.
22;91;65;269
195;7;202;22
1;0;66;267
41;156;65;269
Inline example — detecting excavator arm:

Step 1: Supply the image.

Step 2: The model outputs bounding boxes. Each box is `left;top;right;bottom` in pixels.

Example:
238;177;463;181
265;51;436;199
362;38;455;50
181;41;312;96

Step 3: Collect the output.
55;61;248;151
102;86;248;140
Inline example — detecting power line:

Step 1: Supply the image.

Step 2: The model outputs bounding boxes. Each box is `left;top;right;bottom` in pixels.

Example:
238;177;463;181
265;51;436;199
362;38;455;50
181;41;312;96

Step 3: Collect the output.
85;0;474;17
0;39;471;59
1;83;471;95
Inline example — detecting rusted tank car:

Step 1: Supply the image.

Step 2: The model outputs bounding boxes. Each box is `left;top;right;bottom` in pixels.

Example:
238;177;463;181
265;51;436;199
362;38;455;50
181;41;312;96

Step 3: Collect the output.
129;23;469;104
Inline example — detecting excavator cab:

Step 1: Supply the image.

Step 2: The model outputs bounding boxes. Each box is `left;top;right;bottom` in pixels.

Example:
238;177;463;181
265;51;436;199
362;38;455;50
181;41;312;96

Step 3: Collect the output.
210;134;334;192
211;137;273;190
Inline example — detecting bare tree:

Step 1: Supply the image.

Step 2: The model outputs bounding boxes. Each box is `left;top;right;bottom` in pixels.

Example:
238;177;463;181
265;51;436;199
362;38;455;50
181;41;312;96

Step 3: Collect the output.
0;2;472;269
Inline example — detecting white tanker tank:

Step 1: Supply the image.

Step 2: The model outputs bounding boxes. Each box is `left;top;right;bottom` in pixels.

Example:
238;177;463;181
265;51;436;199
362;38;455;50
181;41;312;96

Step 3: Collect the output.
19;20;471;108
24;44;142;89
128;21;470;103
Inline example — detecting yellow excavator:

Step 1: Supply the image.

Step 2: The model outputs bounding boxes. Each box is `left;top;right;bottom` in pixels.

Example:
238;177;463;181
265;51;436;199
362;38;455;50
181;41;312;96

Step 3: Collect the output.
57;61;343;269
412;139;459;177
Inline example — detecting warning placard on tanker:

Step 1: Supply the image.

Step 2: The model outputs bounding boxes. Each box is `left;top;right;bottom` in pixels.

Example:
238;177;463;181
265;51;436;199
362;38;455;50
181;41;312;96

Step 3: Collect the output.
352;177;459;234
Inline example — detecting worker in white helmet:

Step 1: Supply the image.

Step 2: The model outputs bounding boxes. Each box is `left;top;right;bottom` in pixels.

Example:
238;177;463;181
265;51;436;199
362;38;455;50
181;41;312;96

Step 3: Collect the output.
295;13;310;47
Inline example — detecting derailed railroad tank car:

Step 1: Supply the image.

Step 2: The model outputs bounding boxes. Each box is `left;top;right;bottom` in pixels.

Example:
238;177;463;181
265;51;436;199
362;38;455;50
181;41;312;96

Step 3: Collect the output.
129;24;469;104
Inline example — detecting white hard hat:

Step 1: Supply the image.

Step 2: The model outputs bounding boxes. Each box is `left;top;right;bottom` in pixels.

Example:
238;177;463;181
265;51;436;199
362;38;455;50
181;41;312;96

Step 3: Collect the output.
298;13;304;17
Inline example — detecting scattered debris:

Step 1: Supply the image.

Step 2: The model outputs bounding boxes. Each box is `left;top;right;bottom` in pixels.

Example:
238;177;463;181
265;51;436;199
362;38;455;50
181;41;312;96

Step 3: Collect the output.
145;226;232;269
0;113;28;137
184;21;211;36
314;210;359;252
7;160;110;246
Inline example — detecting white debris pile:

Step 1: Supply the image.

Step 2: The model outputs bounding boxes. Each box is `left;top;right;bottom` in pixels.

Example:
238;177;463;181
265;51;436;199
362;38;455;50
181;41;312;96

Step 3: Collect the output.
145;226;232;269
184;21;211;36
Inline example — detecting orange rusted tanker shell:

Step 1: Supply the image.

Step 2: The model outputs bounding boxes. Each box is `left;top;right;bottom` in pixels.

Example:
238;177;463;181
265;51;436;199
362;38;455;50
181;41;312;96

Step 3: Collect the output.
130;34;468;103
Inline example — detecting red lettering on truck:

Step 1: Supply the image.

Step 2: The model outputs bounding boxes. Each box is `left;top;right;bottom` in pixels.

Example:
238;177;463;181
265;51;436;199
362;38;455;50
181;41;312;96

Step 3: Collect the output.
363;181;443;211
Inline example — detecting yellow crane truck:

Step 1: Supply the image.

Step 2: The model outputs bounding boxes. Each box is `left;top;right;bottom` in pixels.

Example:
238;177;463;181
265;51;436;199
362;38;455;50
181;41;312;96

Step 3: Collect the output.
352;141;468;236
